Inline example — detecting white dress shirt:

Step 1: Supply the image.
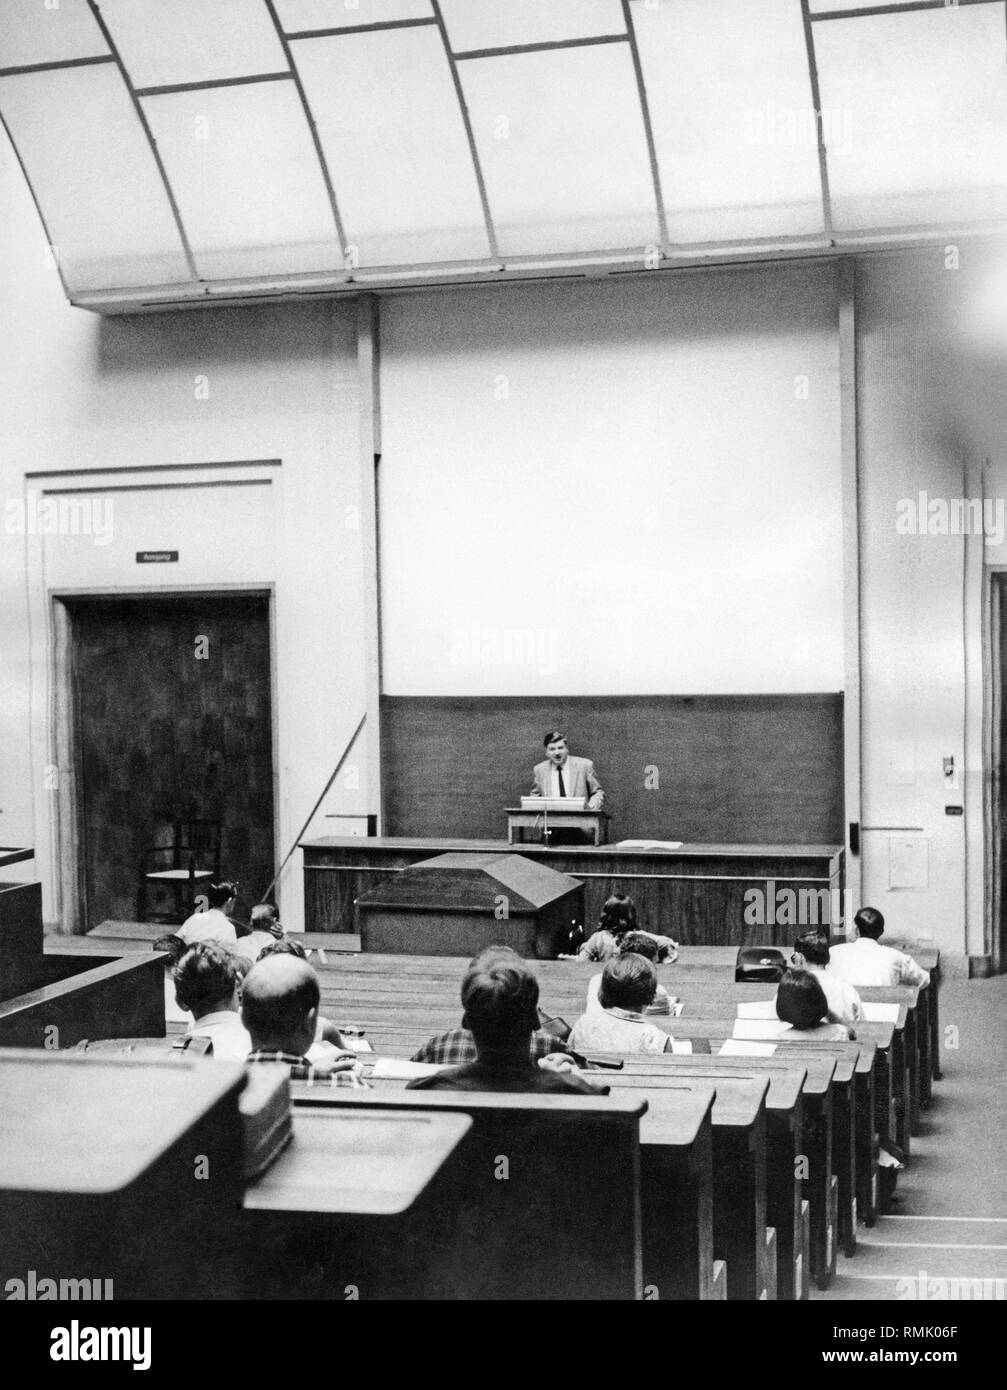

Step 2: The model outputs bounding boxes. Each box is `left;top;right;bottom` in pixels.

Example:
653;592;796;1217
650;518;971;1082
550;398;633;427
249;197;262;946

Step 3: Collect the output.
828;937;930;989
549;761;577;799
187;1010;252;1062
809;963;863;1027
176;908;237;947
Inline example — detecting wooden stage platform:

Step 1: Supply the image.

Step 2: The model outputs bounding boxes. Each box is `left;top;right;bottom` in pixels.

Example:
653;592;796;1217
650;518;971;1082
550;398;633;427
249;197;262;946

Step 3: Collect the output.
301;837;845;947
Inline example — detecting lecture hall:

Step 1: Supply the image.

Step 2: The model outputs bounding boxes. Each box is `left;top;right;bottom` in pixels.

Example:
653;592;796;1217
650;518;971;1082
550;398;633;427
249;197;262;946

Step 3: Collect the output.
1;0;1006;1324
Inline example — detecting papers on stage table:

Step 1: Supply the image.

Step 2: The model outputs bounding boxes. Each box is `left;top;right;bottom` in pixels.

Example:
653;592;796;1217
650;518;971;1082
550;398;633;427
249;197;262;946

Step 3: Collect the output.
615;840;684;851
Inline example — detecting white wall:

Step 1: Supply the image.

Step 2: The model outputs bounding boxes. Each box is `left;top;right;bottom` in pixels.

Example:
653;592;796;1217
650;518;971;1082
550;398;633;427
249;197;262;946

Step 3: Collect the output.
379;265;844;695
857;243;1007;967
0;127;368;928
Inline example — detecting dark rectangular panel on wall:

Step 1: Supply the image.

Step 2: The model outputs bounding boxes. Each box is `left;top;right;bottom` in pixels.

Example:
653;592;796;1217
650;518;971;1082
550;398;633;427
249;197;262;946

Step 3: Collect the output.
381;694;843;844
68;594;274;929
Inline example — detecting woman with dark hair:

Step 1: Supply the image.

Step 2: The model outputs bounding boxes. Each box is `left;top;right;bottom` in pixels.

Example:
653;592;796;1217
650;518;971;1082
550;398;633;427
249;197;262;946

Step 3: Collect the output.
775;968;854;1040
568;953;671;1054
176;879;239;947
572;893;679;964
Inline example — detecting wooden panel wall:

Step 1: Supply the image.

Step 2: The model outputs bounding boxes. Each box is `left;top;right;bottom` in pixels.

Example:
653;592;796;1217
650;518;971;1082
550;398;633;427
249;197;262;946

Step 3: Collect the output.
381;694;843;844
68;595;274;928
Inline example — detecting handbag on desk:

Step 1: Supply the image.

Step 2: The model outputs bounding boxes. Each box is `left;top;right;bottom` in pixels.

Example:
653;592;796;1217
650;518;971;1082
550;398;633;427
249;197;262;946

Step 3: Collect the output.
734;945;787;983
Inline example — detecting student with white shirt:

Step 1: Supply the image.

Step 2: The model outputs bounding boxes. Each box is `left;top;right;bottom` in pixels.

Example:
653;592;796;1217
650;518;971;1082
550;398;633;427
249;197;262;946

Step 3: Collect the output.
232;901;285;962
569;953;671;1054
176;880;239;948
791;929;862;1028
828;907;930;989
172;940;251;1061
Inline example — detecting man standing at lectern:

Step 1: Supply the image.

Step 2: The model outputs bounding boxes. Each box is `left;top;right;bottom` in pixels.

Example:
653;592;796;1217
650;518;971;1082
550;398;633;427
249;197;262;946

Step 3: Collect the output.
530;731;604;810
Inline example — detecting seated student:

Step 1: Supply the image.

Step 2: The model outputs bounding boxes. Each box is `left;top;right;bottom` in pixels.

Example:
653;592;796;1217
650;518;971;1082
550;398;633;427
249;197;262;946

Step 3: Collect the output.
241;954;367;1086
572;893;679;964
412;944;572;1066
256;937;358;1057
585;932;676;1016
569;954;672;1054
154;934;191;1024
828;907;930;989
407;957;608;1095
176;880;239;947
774;968;855;1040
233;902;285;962
791;929;862;1028
172;941;252;1061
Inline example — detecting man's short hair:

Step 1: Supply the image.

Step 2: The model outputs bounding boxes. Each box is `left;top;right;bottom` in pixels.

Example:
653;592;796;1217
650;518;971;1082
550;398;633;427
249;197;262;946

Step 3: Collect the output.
173;942;240;1015
599;952;657;1012
543;729;566;747
793;930;831;967
242;955;320;1048
776;968;829;1031
460;958;539;1046
206;880;239;909
619;930;659;962
153;934;186;966
257;936;307;962
854;906;885;939
251;903;282;937
468;943;521;969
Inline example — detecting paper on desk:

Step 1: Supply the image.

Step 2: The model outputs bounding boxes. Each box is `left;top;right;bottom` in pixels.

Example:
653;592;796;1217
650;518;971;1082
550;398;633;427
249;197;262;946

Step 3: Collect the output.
736;1000;778;1019
670;1038;692;1055
719;1040;778;1057
370;1057;449;1079
861;1002;901;1022
732;1019;792;1040
616;840;684;851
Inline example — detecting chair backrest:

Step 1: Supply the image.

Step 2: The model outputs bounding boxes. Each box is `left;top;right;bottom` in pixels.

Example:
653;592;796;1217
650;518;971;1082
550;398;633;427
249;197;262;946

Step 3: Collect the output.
176;820;221;856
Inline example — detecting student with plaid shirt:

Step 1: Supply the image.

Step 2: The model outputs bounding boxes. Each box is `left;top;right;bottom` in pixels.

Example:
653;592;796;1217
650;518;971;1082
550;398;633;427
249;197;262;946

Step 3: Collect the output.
411;944;572;1067
242;953;368;1088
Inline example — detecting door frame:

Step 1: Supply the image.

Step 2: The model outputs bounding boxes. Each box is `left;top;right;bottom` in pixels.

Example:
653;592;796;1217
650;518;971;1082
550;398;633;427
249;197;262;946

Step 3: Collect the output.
50;584;278;935
984;568;1006;974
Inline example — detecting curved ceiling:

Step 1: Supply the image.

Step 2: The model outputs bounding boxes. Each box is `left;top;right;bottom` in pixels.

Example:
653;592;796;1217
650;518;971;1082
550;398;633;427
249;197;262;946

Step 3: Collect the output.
1;0;1005;311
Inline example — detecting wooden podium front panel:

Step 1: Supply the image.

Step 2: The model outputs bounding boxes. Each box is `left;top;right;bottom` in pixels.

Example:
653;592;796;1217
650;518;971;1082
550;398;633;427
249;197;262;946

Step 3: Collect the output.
304;838;844;947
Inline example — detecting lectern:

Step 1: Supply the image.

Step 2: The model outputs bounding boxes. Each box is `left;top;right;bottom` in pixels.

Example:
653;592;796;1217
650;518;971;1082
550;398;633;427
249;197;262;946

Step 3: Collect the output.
355;851;584;958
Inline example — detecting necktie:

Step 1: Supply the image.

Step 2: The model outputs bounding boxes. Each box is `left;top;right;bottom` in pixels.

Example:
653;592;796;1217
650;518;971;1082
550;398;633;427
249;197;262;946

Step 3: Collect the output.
557;766;566;797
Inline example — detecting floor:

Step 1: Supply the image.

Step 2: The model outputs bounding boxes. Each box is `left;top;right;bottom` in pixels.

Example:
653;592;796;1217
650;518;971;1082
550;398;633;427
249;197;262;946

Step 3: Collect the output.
813;975;1007;1300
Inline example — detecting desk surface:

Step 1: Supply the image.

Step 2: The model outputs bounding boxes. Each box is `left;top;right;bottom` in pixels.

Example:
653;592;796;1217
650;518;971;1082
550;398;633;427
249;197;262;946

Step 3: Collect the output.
243;1107;471;1216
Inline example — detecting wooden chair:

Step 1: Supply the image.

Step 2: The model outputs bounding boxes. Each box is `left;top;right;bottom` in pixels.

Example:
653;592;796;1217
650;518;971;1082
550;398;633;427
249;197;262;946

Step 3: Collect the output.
137;818;222;924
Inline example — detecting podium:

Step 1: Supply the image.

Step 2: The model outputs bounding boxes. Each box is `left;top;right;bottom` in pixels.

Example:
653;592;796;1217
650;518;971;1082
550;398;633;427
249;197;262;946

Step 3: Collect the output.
506;806;608;847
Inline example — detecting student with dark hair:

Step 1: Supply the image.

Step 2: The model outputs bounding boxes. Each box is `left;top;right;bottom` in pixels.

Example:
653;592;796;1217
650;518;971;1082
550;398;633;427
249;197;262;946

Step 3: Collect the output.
172;941;251;1061
774;968;853;1040
177;880;239;947
828;907;930;988
411;944;572;1066
583;931;677;1015
569;954;671;1054
573;894;679;964
407;956;607;1094
242;954;366;1086
791;930;862;1028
